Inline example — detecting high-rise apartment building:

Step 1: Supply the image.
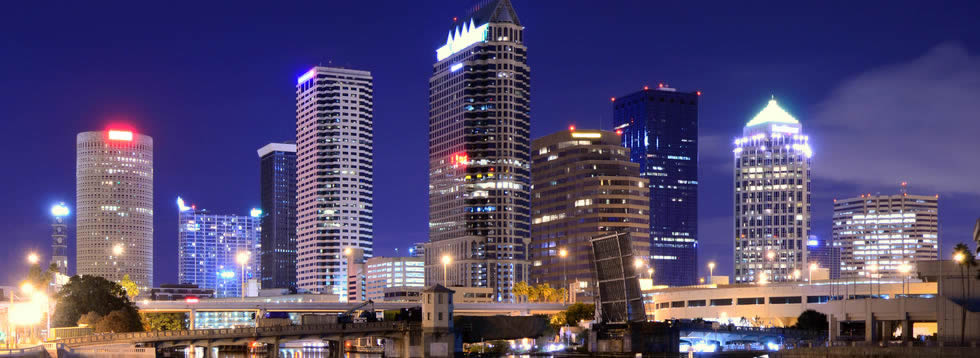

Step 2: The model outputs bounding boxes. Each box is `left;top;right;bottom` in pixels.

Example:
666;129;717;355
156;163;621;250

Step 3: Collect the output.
258;142;298;289
76;129;154;288
364;256;425;302
833;191;938;279
530;129;650;293
177;197;261;298
733;99;812;284
613;85;699;286
295;66;374;297
50;203;71;276
426;0;530;301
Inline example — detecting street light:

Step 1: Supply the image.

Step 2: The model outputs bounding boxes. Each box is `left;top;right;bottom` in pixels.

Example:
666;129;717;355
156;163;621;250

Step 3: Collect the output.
27;253;39;265
441;255;452;287
236;251;251;300
708;262;715;279
113;244;124;256
20;282;34;295
793;269;801;281
897;263;911;296
647;268;654;280
559;248;568;302
808;263;818;283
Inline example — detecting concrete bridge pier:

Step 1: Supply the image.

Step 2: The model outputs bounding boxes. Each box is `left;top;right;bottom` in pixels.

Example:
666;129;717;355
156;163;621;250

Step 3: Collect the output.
267;339;280;358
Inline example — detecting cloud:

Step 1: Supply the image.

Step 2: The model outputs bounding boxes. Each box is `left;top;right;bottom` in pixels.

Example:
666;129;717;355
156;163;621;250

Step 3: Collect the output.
808;43;980;195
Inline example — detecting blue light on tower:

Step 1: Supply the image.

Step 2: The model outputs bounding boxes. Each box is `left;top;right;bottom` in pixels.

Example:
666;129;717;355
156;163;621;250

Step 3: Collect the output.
177;197;191;212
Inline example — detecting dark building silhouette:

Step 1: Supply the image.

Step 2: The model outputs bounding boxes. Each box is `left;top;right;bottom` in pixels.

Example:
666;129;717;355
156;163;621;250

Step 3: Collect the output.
258;142;298;289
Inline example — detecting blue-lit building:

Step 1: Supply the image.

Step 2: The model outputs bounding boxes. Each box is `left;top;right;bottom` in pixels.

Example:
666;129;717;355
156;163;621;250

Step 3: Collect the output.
613;84;699;287
806;236;840;280
257;142;297;290
177;197;261;298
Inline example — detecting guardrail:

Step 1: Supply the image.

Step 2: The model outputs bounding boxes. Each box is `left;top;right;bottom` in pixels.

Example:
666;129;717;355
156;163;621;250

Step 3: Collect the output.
57;321;419;346
0;345;46;355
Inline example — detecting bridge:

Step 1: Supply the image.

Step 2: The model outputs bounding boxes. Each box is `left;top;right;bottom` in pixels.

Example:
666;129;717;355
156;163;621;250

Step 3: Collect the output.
56;321;424;357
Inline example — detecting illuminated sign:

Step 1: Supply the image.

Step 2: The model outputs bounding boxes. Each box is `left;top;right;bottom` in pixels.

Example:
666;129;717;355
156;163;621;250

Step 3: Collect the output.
450;152;469;167
250;208;263;217
177;197;191;212
436;19;489;61
771;124;800;134
807;239;819;247
185;297;200;303
108;130;133;141
450;63;463;72
297;68;316;85
219;271;236;279
571;132;601;139
51;203;70;217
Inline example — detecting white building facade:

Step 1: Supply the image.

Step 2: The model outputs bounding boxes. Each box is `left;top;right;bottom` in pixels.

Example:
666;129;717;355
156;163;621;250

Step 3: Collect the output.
76;130;154;288
733;99;812;284
295;67;374;298
364;256;425;301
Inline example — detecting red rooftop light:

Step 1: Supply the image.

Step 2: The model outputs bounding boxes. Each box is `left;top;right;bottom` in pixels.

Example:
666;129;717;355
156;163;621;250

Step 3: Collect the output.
185;297;199;303
643;86;649;91
569;125;576;131
610;97;616;102
615;129;623;135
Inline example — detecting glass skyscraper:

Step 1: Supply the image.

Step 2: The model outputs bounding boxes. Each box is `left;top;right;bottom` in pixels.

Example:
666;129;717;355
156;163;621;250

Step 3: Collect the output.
613;85;699;287
177;197;261;298
258;142;297;289
426;0;531;301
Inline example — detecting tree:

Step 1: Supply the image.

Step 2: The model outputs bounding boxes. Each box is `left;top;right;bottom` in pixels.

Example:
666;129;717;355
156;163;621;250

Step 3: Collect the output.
556;287;568;303
142;313;187;331
527;285;541;302
52;275;141;329
549;311;567;329
793;310;828;332
513;281;530;303
94;309;143;333
953;243;976;345
26;263;60;288
118;274;141;299
537;284;557;303
77;312;103;326
563;303;595;326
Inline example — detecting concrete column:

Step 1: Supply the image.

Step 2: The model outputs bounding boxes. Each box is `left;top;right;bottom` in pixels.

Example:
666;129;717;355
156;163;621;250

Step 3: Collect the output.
902;319;912;342
267;339;280;358
865;314;876;343
189;309;197;329
829;315;840;342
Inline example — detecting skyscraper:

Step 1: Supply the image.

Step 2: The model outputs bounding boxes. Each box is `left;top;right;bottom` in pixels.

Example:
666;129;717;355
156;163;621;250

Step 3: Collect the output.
806;235;840;279
177;197;261;298
833;191;938;279
613;84;699;287
76;129;154;288
50;203;70;276
295;66;374;297
530;129;650;295
426;0;530;301
258;142;298;290
732;98;812;284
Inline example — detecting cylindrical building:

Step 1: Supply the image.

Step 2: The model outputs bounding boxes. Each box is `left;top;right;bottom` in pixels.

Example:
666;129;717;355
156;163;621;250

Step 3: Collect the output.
76;129;154;288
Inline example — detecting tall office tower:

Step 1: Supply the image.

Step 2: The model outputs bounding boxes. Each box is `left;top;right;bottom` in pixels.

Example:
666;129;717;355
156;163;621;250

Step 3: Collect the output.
295;66;375;297
76;129;154;288
613;84;699;287
833;191;938;279
530;129;650;294
426;0;530;301
50;203;71;276
177;197;261;298
364;256;425;301
806;235;840;279
732;98;812;284
257;142;298;289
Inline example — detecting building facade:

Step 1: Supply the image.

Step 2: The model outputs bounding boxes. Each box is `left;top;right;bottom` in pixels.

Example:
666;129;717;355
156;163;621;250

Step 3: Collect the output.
364;256;425;302
76;129;154;287
733;99;812;284
806;235;840;280
177;197;261;298
50;203;70;276
833;192;938;279
426;0;531;301
530;129;650;293
295;67;375;297
613;85;699;287
257;142;298;290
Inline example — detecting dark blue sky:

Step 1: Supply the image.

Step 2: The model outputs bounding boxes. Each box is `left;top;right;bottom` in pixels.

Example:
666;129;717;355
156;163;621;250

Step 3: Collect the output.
2;1;978;285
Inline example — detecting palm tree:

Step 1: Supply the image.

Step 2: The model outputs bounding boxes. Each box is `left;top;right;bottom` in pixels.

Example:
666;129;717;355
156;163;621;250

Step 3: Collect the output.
537;284;556;303
528;285;541;302
512;281;530;303
952;243;976;345
556;287;569;303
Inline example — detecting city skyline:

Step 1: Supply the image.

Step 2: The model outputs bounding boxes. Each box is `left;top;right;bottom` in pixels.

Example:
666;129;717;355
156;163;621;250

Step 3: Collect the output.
2;0;979;286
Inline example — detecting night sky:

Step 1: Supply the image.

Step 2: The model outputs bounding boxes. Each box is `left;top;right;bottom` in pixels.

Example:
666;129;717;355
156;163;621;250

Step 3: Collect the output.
2;1;978;286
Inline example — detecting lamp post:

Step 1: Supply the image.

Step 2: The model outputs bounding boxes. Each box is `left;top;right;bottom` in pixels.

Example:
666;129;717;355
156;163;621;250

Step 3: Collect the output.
441;255;452;287
647;268;654;280
766;251;775;282
808;263;817;283
236;251;251;300
954;251;966;346
27;253;39;265
708;262;715;281
793;269;801;281
559;248;568;302
897;263;911;297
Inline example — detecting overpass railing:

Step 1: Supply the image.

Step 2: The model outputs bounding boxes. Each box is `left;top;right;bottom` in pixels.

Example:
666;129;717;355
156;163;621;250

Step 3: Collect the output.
57;321;418;346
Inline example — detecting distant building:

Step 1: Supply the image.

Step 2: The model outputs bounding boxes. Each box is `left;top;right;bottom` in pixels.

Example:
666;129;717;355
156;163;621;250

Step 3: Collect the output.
177;197;261;298
295;66;375;298
806;236;840;279
833;191;938;279
733;98;812;284
363;256;425;301
613;84;700;287
530;129;650;295
50;203;71;276
345;248;367;302
148;284;215;301
409;243;425;258
257;142;298;290
76;129;154;288
426;0;531;301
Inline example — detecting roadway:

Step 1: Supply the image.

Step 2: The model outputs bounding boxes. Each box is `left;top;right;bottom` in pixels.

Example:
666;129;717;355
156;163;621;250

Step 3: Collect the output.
137;300;569;316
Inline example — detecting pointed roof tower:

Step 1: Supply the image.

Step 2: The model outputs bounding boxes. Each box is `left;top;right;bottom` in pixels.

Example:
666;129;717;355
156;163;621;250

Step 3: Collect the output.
746;98;799;127
470;0;521;26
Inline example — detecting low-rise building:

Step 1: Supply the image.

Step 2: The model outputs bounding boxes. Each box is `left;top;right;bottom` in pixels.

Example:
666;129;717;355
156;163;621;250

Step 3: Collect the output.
149;284;216;301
